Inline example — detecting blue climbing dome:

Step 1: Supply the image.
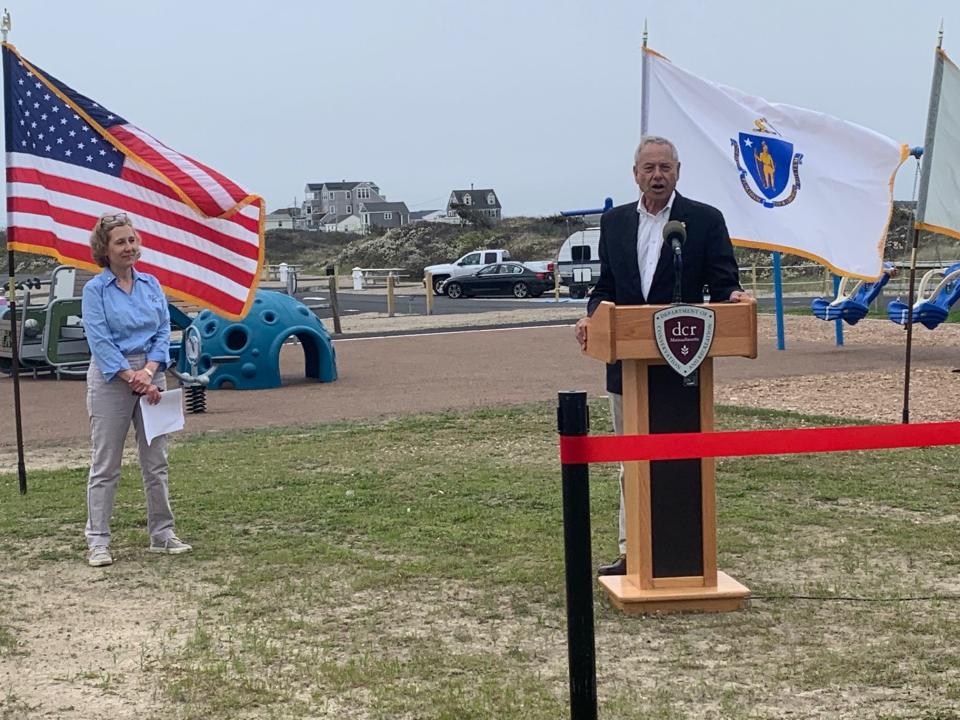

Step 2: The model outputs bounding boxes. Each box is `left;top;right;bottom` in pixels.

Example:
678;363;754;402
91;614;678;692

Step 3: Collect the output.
178;290;337;390
887;262;960;330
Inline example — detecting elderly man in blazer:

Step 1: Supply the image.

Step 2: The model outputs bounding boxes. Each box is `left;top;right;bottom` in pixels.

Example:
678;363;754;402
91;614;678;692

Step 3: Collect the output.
575;136;750;576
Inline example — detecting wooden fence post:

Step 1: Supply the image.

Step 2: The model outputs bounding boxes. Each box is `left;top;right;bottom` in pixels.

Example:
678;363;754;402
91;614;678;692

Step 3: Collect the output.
425;272;434;316
328;276;342;334
387;274;396;318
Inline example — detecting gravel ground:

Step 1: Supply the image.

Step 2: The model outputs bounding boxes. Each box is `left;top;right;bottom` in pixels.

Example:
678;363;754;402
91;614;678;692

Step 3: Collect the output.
717;314;960;423
330;306;960;423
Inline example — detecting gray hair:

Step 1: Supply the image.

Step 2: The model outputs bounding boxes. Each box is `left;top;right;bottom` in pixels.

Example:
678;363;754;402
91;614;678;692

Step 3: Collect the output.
634;136;679;164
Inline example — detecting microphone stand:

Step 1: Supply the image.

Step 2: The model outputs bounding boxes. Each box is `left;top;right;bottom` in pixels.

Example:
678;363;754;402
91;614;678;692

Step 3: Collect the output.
671;241;697;387
671;243;683;304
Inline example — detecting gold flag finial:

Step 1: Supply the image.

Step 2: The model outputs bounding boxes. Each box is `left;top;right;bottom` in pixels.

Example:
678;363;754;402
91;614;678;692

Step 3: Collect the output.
1;9;11;43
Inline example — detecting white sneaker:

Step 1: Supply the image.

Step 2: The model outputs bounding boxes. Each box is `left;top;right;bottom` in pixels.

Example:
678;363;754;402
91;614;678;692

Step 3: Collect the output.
88;546;113;567
148;537;193;555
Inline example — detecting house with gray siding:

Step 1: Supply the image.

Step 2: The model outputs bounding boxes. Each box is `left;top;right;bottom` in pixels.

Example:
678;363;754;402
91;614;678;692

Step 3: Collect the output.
446;188;502;224
360;201;410;231
302;181;385;231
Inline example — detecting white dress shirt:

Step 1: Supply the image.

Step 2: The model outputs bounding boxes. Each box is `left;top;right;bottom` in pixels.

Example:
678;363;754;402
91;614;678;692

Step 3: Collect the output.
636;191;675;299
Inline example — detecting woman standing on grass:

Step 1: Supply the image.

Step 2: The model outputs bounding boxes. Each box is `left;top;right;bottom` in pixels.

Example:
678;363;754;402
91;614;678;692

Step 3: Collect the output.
81;212;191;567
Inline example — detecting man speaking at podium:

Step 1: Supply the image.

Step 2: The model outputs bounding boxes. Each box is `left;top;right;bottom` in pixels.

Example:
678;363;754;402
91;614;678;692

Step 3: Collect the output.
574;136;750;576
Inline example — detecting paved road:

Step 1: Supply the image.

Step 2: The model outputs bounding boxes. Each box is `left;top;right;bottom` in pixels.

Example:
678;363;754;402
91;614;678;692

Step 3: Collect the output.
296;288;823;324
297;289;588;319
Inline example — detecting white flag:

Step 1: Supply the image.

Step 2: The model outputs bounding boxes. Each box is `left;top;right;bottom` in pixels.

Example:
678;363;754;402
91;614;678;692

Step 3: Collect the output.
641;49;908;280
916;49;960;240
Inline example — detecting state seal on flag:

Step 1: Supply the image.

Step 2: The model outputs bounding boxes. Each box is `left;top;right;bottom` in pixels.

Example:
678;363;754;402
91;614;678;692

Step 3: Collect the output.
730;118;804;208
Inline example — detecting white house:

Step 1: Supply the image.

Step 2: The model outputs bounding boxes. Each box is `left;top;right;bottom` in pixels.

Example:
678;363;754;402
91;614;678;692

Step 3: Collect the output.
409;209;449;223
265;207;301;231
322;213;364;233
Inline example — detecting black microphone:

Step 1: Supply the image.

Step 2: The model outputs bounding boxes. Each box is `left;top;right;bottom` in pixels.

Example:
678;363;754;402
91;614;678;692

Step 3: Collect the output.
663;221;686;304
663;220;686;256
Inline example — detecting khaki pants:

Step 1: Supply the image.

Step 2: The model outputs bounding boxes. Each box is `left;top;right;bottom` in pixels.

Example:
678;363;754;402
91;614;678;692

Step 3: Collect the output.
609;392;626;555
84;355;175;549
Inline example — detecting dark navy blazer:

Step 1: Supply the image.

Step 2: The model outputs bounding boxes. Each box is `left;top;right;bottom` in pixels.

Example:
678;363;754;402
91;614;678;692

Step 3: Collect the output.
586;193;742;394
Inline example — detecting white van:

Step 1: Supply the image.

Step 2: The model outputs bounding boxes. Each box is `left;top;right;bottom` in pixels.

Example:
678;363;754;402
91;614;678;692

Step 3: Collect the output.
556;227;600;299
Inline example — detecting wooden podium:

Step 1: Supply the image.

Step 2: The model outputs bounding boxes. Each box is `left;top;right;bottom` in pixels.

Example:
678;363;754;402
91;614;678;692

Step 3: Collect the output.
585;300;757;614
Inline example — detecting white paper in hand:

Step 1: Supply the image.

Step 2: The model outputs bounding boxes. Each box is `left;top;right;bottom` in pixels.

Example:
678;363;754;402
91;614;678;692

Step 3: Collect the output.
139;389;185;446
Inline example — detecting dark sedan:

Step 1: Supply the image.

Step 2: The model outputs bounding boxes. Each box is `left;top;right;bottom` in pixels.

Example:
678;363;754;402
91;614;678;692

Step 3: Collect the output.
442;263;554;299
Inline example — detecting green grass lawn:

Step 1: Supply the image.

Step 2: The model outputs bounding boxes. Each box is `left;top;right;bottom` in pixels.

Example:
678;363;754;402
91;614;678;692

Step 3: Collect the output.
1;403;958;719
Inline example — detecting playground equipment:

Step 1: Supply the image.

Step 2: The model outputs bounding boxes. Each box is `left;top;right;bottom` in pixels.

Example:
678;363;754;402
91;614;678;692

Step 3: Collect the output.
172;290;337;390
887;261;960;330
2;272;338;390
167;323;240;413
810;263;894;326
0;266;92;378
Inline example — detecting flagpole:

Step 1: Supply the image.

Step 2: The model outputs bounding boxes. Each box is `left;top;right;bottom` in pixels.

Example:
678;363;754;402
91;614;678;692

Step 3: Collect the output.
903;25;945;424
2;10;26;493
640;20;649;136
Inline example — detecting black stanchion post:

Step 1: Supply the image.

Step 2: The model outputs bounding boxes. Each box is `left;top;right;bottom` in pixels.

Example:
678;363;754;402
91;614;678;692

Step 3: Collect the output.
557;391;597;720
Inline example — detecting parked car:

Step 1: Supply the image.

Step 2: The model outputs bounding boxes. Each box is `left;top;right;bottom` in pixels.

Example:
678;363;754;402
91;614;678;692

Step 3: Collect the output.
424;248;554;295
441;262;554;299
425;249;509;295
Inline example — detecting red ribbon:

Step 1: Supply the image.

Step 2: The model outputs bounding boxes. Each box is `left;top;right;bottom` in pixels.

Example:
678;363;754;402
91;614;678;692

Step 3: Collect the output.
559;421;960;464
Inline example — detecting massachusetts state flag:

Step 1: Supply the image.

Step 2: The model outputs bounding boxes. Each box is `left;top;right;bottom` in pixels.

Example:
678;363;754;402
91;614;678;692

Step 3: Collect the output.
3;43;264;319
641;48;908;280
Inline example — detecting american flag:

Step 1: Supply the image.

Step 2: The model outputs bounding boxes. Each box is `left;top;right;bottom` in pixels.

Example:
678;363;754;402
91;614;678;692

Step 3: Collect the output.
3;43;264;320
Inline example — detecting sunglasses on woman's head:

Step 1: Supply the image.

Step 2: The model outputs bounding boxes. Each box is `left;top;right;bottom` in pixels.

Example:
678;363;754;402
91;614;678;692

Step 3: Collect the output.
99;213;130;227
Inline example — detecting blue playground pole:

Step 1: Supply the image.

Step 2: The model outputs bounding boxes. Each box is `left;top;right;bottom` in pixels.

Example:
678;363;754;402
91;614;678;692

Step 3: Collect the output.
832;274;844;347
560;197;614;217
773;251;785;351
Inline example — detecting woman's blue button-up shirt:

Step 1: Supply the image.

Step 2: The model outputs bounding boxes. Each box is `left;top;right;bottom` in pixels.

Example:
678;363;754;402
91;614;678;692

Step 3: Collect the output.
82;268;170;381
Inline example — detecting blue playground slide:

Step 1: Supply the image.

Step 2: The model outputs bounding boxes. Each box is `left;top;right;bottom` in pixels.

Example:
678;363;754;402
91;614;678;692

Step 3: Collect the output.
887;261;960;330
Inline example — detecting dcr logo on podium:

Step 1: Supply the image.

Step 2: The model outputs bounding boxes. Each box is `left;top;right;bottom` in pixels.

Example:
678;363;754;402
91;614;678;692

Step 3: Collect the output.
653;305;716;377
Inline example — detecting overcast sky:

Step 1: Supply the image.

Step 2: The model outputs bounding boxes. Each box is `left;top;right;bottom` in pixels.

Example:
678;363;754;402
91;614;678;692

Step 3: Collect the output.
3;0;955;216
